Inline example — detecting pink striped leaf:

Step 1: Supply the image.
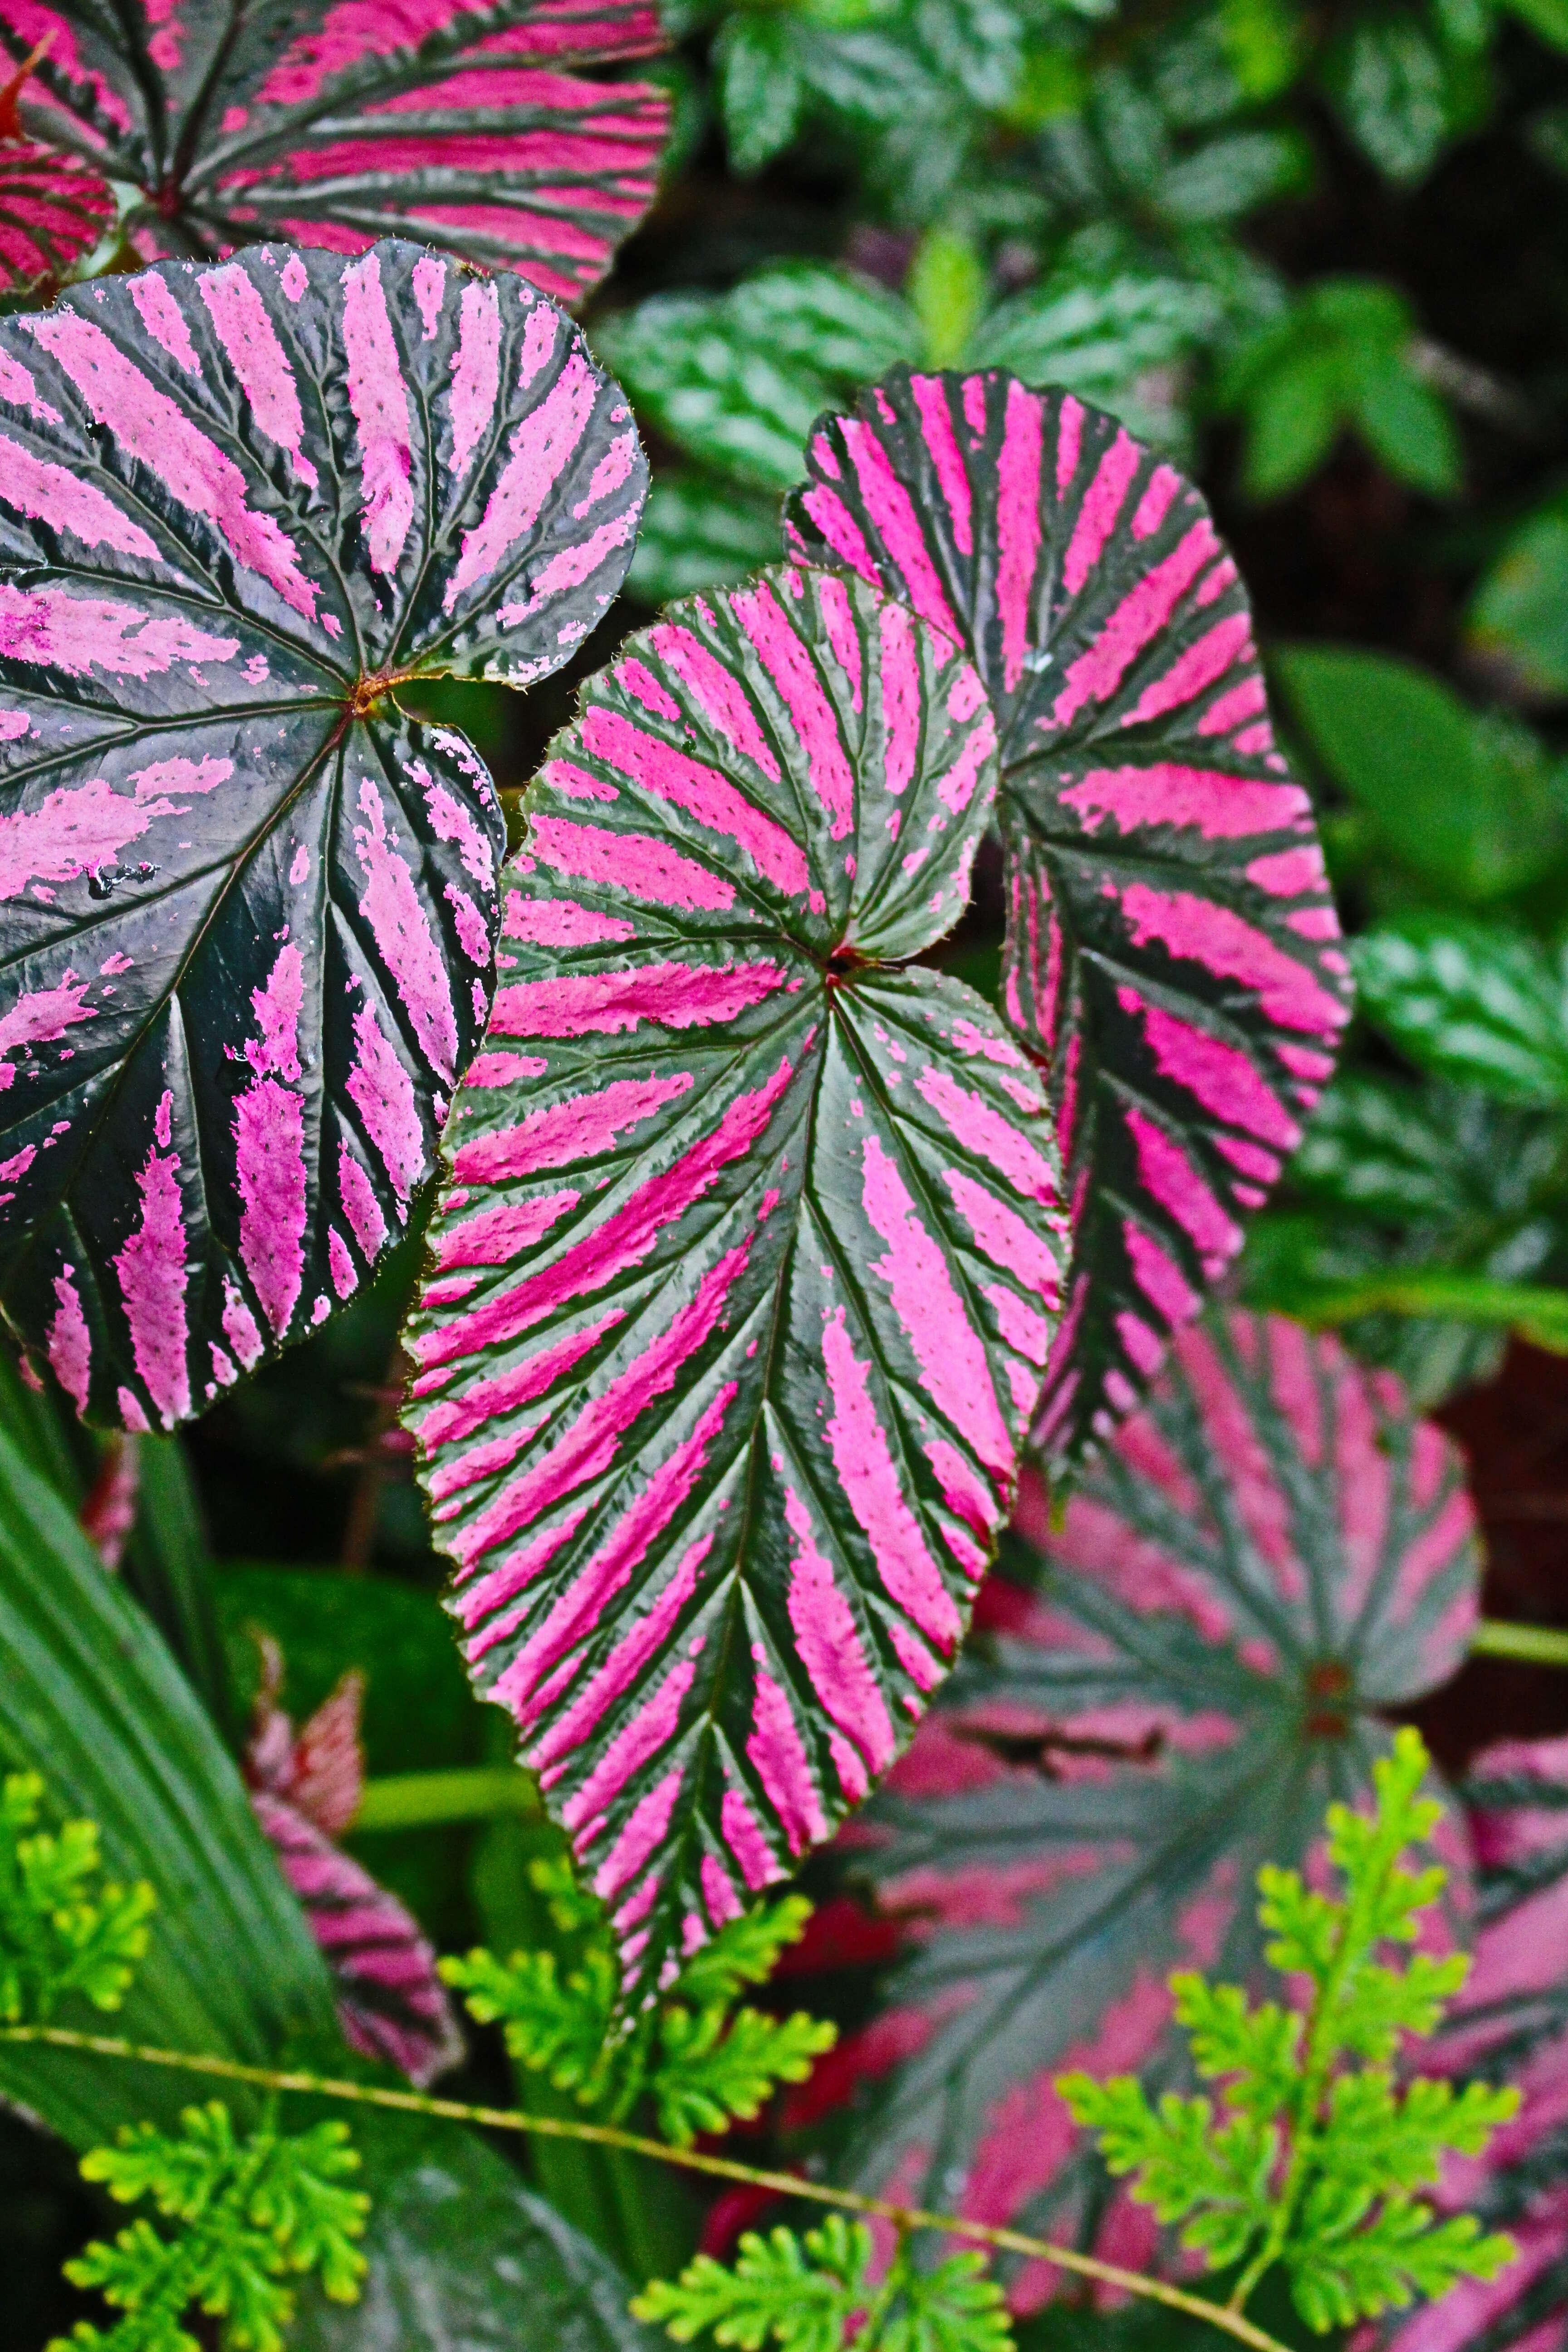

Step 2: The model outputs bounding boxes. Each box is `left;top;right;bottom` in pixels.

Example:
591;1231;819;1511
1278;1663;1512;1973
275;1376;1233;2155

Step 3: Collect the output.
406;559;1071;2007
244;1641;466;2088
0;138;114;294
817;1309;1478;2293
1372;1739;1568;2352
0;0;669;306
783;373;1354;1466
0;236;647;1432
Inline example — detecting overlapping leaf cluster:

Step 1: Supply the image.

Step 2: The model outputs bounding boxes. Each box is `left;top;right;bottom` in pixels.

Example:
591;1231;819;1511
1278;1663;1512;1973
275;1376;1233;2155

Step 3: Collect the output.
444;1875;836;2146
0;1772;154;2027
1061;1732;1518;2331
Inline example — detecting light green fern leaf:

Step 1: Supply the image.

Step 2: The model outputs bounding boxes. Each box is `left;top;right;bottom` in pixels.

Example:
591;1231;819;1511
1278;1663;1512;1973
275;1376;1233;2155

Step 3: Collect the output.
653;2004;838;2145
440;1943;616;2102
669;1898;816;2011
0;1770;155;2023
1060;1729;1520;2333
55;2103;366;2352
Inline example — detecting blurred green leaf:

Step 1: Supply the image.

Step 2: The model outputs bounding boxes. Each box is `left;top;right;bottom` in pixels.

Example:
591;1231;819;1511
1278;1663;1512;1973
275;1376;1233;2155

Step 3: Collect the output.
1220;279;1459;498
1465;492;1568;699
625;470;782;602
1325;14;1453;184
1351;919;1568;1102
714;15;805;172
906;224;987;363
1502;0;1568;45
969;256;1218;446
594;262;918;490
1274;647;1565;898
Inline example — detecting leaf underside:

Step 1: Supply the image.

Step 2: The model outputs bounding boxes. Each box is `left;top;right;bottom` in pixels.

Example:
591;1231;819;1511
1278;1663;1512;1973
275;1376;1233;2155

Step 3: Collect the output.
407;559;1069;2005
2;0;671;305
825;1309;1478;2274
0;235;647;1431
0;139;114;293
783;370;1352;1465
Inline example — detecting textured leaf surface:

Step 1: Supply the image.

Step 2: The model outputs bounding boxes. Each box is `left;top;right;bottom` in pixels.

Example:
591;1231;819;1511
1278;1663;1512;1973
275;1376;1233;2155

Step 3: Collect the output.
814;1309;1477;2295
243;1645;466;2088
0;1418;338;2148
293;2119;663;2351
784;371;1351;1464
1374;1739;1568;2352
1;0;670;305
1351;921;1568;1105
407;559;1069;2003
0;138;114;293
0;236;647;1432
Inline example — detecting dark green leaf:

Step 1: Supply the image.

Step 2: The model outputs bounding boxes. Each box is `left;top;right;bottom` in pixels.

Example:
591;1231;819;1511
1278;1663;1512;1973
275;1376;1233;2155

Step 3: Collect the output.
0;1420;338;2147
0;238;646;1431
1274;649;1568;901
1351;920;1568;1103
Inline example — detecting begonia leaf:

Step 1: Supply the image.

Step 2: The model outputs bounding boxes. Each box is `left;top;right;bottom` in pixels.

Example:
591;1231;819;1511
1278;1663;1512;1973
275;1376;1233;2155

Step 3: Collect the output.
818;1309;1477;2296
1387;1738;1568;2352
406;559;1070;2005
0;236;647;1432
242;1637;466;2088
0;137;114;294
0;0;670;306
784;373;1352;1465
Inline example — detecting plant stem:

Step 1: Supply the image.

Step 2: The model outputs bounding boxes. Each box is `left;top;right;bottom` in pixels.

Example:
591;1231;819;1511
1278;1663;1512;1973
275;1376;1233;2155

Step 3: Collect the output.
0;2024;1293;2352
353;1765;541;1832
1470;1619;1568;1669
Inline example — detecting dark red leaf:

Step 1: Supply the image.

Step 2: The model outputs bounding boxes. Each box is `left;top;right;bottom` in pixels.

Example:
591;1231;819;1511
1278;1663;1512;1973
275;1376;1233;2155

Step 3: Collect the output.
245;1642;466;2088
0;0;669;304
0;137;113;293
819;1309;1477;2304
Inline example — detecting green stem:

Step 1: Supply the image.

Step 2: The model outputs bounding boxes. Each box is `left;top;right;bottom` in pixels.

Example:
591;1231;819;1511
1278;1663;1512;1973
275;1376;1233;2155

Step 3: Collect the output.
0;2024;1293;2352
353;1766;542;1832
1470;1620;1568;1669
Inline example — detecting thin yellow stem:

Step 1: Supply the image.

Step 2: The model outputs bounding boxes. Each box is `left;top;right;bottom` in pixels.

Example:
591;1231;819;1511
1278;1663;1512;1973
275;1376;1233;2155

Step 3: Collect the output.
0;2024;1292;2352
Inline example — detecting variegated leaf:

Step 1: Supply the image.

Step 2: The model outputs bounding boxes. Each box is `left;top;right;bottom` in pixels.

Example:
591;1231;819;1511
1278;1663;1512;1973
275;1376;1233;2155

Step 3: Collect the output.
1382;1739;1568;2352
0;0;669;305
244;1640;466;2089
0;137;114;293
0;236;647;1432
815;1308;1477;2302
406;560;1070;2005
783;373;1353;1465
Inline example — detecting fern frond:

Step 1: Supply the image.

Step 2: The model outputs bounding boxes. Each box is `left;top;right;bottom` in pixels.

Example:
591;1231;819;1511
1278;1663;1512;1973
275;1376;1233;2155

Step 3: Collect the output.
56;2103;366;2352
1061;1729;1520;2334
0;1771;155;2024
633;2216;1016;2352
653;2004;837;2145
440;1943;616;2102
1169;1975;1300;2117
670;1898;815;2011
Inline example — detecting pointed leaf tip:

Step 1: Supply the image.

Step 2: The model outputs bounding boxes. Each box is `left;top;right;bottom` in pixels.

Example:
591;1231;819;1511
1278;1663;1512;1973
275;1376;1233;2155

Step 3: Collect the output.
407;560;1069;2006
784;370;1352;1465
0;238;647;1432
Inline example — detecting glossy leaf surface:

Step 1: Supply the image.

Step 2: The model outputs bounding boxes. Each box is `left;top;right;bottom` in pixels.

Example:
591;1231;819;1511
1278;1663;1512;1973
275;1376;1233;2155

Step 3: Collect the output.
243;1643;465;2088
1;0;670;305
784;372;1351;1464
294;2117;662;2351
0;138;114;293
0;237;647;1432
822;1310;1477;2293
1384;1737;1568;2352
407;560;1069;2003
0;1418;338;2149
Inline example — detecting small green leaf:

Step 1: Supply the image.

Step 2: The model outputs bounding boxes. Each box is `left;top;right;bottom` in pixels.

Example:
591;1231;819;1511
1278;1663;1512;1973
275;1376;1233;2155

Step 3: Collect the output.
0;1772;156;2027
653;2005;838;2146
59;2105;367;2352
